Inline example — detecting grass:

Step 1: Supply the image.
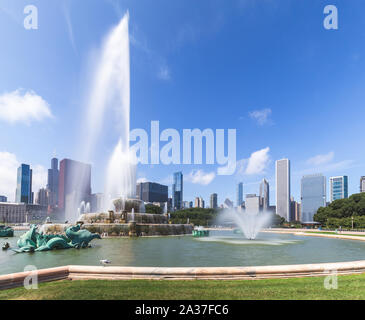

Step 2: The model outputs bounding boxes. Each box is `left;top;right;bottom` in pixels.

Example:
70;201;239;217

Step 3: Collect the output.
305;231;365;237
2;274;365;300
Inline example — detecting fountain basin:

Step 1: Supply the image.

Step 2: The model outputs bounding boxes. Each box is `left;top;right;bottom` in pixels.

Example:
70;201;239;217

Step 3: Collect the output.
83;223;192;237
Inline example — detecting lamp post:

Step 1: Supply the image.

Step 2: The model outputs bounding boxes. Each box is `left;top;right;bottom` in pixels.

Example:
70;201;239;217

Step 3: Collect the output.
352;216;354;230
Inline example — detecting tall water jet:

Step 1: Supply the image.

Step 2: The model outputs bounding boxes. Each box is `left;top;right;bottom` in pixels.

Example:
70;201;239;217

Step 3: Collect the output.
82;12;136;212
103;140;136;210
139;201;146;214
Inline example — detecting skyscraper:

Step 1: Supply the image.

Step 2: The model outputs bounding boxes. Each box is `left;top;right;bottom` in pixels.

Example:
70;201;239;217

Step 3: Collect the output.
136;182;168;203
15;164;33;204
172;172;183;210
330;176;348;202
223;198;234;208
210;193;218;209
47;157;59;207
245;194;261;214
301;174;326;222
360;176;365;193
237;182;243;206
276;159;290;221
58;159;91;221
195;197;204;208
290;197;301;222
259;178;270;211
36;188;49;206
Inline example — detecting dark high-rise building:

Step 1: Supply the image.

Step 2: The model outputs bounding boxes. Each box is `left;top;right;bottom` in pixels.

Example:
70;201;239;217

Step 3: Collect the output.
58;159;91;221
290;197;301;222
259;178;270;211
172;172;183;210
47;158;59;207
210;193;218;209
136;182;168;203
15;164;33;204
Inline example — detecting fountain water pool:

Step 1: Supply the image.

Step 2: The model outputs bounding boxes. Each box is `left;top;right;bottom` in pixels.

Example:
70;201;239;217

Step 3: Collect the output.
3;230;365;275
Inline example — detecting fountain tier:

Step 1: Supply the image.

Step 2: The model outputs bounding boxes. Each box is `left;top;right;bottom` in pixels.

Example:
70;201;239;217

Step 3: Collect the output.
78;198;192;237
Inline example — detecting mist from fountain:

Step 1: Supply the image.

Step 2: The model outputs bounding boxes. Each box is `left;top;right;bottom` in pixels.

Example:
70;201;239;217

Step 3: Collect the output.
220;207;272;240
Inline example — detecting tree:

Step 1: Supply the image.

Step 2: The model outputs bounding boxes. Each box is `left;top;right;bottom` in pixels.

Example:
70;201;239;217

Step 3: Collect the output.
313;193;365;228
170;208;220;226
145;204;163;215
272;214;286;227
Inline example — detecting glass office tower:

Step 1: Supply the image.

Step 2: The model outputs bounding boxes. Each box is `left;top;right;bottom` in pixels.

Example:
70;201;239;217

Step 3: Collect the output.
301;174;326;222
236;182;243;207
15;164;33;204
330;176;348;202
172;172;183;210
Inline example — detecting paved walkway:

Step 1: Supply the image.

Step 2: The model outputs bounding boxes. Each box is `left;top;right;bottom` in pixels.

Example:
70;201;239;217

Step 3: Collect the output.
263;228;365;241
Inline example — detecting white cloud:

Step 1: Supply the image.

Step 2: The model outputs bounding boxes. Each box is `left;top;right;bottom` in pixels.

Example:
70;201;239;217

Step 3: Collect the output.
249;108;272;125
0;152;18;201
0;152;47;202
0;89;53;124
157;66;171;80
245;147;270;175
136;177;148;184
306;151;334;166
186;169;216;185
235;158;248;176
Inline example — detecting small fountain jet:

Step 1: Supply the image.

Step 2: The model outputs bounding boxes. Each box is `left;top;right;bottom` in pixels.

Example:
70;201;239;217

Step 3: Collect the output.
100;259;111;266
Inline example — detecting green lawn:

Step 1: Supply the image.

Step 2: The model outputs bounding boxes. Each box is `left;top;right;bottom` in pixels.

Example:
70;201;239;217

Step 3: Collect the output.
2;274;365;300
305;231;365;237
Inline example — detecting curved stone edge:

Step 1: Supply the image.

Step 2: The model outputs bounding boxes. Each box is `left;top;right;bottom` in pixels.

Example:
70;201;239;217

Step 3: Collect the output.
1;260;365;290
0;266;69;290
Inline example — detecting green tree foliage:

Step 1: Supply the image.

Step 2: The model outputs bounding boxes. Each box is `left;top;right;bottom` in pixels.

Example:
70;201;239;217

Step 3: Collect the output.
271;214;286;227
145;204;163;214
170;208;219;226
313;193;365;228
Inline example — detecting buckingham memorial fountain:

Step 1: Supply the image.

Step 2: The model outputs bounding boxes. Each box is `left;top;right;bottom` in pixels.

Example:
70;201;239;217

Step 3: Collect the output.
23;12;192;248
77;198;192;237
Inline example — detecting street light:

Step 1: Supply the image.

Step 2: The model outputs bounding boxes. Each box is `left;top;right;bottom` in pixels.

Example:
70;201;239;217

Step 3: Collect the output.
352;216;354;230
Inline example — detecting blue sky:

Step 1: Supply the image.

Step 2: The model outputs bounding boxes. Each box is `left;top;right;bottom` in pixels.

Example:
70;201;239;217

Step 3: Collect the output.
0;0;365;206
